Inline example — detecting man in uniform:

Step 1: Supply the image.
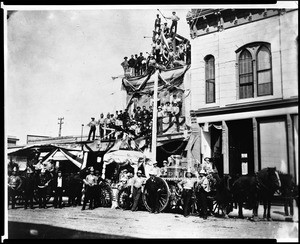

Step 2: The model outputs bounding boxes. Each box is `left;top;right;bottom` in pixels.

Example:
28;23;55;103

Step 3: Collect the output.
82;167;98;210
177;171;197;217
8;168;22;209
195;169;211;219
23;166;35;209
36;169;51;209
144;169;165;213
130;170;146;211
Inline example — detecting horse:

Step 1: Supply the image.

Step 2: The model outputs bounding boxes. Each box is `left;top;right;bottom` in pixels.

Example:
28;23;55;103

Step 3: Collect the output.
231;167;281;221
277;172;297;216
212;174;234;218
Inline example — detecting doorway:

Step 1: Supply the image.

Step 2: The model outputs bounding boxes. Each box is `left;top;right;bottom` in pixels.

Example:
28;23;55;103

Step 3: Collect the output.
228;119;254;176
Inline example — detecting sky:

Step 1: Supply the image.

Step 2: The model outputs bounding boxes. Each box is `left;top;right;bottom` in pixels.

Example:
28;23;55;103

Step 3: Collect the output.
5;6;192;145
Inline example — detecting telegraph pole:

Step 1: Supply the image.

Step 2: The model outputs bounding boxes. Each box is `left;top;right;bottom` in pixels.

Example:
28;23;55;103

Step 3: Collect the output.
58;117;64;137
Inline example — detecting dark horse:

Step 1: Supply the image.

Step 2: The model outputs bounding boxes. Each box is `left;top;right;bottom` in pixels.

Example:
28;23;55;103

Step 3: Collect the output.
212;174;234;218
278;172;297;216
231;167;281;221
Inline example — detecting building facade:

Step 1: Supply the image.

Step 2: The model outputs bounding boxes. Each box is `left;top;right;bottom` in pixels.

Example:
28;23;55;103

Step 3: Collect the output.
186;8;298;183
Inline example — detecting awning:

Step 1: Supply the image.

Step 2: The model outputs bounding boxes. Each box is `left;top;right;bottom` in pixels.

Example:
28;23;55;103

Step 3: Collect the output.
103;149;146;165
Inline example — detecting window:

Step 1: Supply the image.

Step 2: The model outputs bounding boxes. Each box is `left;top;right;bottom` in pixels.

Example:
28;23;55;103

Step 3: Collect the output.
257;46;272;96
237;43;273;99
239;50;253;99
205;55;215;103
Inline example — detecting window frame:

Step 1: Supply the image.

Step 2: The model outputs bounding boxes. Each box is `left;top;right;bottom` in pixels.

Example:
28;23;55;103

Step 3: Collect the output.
236;42;273;99
256;45;273;96
204;55;216;104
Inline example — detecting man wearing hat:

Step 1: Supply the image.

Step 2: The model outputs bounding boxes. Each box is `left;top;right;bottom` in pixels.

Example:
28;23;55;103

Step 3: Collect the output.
160;160;169;177
195;169;210;219
172;102;180;132
36;169;51;209
163;11;180;34
23;166;36;209
144;169;165;213
82;167;98;210
130;170;146;211
121;56;129;74
157;105;164;134
8;168;22;209
177;171;197;217
87;117;97;141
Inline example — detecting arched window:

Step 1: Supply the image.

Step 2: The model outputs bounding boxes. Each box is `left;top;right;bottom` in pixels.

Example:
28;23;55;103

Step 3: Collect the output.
237;42;273;99
238;50;253;99
205;55;215;103
257;46;272;96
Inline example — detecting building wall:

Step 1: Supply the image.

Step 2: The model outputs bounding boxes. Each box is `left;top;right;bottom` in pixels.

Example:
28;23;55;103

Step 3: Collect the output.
189;10;298;111
187;9;298;181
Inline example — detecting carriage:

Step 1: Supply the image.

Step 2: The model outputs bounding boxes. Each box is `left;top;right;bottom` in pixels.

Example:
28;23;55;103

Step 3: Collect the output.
100;152;232;216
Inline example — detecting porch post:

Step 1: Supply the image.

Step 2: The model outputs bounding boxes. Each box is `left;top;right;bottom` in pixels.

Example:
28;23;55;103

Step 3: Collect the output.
252;117;259;172
287;114;295;178
222;121;229;174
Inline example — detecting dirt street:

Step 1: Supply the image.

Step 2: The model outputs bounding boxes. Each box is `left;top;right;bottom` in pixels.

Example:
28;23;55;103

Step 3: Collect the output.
5;204;298;240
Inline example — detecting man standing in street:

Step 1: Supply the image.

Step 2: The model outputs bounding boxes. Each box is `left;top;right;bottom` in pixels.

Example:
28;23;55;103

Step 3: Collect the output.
144;169;165;213
164;11;180;35
130;170;146;211
53;170;65;208
195;169;211;219
87;117;97;141
8;168;22;209
36;169;51;209
23;166;35;209
177;171;197;217
82;167;98;210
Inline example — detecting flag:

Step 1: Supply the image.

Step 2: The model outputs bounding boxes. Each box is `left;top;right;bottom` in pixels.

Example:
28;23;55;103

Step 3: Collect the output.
160;31;170;52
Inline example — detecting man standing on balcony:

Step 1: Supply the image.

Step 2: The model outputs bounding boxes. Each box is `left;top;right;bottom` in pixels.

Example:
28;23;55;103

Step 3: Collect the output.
128;55;136;77
87;117;97;141
121;57;129;76
154;14;161;33
164;11;180;35
172;102;180;132
98;113;105;139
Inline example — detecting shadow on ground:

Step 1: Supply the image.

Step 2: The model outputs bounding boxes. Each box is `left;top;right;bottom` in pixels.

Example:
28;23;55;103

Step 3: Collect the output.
8;221;136;239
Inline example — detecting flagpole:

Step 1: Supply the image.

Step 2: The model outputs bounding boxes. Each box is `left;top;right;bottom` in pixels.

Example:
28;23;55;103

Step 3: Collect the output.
151;69;159;164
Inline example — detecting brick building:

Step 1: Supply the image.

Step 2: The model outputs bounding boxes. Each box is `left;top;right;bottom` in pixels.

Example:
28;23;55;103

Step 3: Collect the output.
186;8;298;183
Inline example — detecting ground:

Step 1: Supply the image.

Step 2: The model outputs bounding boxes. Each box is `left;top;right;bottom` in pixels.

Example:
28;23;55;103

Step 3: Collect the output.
4;201;298;241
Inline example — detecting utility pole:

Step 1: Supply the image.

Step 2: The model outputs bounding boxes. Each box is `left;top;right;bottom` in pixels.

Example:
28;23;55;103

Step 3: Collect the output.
58;117;64;137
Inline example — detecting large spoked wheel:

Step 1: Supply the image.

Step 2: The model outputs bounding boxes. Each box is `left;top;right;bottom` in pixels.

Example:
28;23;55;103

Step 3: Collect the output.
209;191;232;217
142;177;170;213
117;187;133;210
99;184;112;207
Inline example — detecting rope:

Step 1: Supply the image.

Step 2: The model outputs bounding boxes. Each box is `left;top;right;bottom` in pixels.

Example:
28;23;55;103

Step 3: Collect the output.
158;140;187;154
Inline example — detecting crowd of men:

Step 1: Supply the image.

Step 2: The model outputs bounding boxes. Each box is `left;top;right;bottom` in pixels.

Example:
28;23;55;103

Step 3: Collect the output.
8;157;217;220
87;93;183;141
121;12;191;78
